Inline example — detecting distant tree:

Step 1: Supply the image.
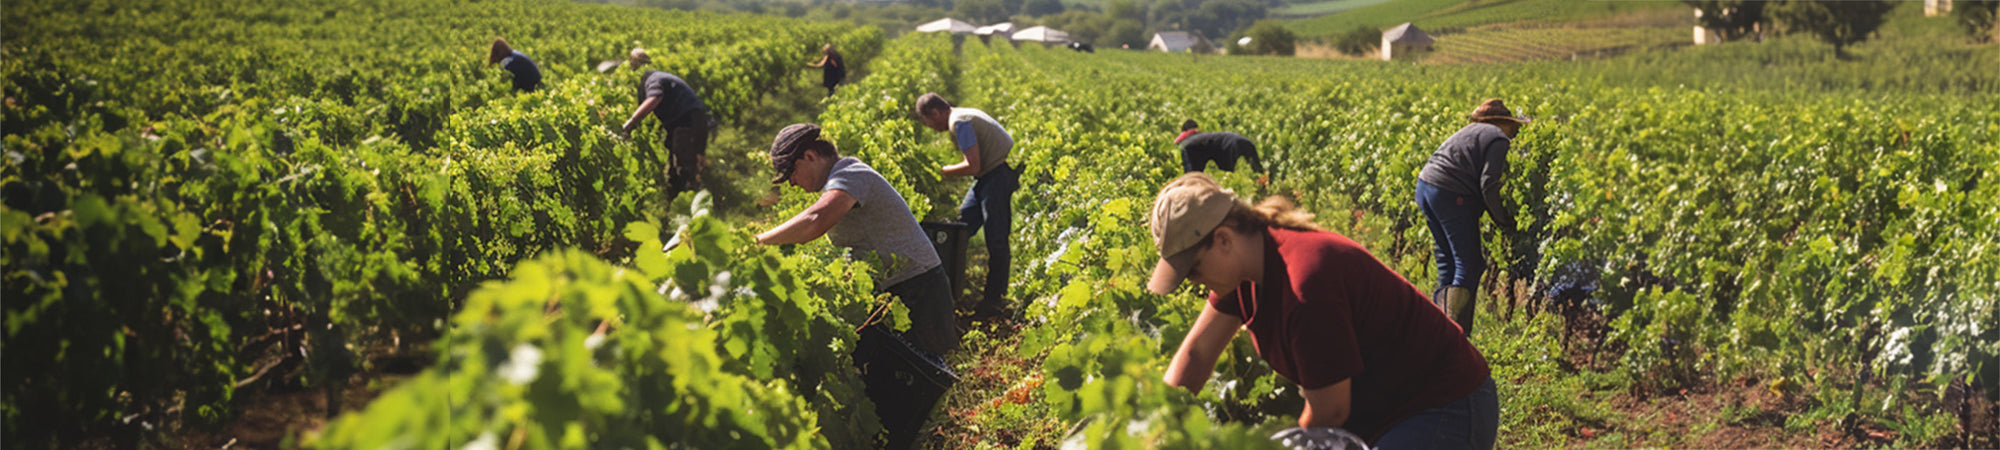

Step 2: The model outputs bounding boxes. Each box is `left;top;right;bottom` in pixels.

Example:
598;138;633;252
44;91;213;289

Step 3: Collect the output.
1106;18;1149;48
1683;0;1768;42
955;0;1011;24
1107;0;1148;23
1153;0;1184;29
1002;0;1026;16
1024;0;1066;16
1774;0;1897;59
1042;10;1115;43
1956;0;2000;43
1333;24;1376;56
1238;20;1296;55
1187;0;1266;40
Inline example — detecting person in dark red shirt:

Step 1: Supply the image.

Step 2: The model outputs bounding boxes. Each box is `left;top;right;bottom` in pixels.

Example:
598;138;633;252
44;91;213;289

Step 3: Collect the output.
1146;172;1498;448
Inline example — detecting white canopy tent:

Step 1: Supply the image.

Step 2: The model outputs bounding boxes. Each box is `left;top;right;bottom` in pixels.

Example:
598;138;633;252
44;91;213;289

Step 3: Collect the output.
1010;26;1070;43
974;22;1016;37
916;18;978;34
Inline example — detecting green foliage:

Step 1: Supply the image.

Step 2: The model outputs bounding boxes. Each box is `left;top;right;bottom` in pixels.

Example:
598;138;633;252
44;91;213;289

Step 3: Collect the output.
1685;0;1770;42
313;249;826;449
1774;0;1900;58
317;197;891;448
831;36;1996;447
957;0;1015;25
1422;26;1687;65
1024;0;1067;17
1333;24;1380;56
1186;0;1271;45
1286;0;1680;40
1;0;882;444
1042;10;1119;46
813;33;963;223
1955;0;2000;43
1237;20;1301;56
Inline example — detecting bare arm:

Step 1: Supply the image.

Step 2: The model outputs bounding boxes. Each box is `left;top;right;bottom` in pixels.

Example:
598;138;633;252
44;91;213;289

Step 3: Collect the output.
756;190;857;245
1164;303;1244;392
1298;379;1353;428
623;96;663;132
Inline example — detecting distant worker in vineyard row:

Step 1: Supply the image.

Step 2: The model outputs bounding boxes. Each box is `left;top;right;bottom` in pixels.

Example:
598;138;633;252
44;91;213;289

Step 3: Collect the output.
809;43;845;97
915;93;1017;319
621;48;715;197
487;38;542;92
1416;98;1529;337
756;123;959;356
1147;173;1498;449
1174;119;1263;175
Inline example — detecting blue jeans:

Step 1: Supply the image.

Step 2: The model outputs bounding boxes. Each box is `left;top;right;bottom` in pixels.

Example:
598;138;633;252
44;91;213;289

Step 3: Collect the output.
1416;181;1486;294
960;163;1018;308
1374;377;1500;449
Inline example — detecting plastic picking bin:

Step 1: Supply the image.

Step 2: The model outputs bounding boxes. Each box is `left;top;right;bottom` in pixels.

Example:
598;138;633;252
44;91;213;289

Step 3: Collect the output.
855;324;958;449
919;221;975;300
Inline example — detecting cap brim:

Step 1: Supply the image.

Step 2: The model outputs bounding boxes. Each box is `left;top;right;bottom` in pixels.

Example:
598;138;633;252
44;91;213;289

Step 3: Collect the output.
1146;247;1201;295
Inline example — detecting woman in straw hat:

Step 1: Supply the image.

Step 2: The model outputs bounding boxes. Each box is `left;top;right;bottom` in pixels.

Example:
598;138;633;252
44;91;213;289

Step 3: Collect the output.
1149;173;1497;448
1416;98;1531;336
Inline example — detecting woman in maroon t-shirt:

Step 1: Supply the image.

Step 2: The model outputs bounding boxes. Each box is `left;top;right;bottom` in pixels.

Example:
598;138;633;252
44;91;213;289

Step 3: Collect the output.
1145;173;1499;448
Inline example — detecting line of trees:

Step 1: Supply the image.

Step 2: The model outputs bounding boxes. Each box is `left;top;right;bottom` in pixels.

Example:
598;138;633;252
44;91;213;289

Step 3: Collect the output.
1686;0;1997;59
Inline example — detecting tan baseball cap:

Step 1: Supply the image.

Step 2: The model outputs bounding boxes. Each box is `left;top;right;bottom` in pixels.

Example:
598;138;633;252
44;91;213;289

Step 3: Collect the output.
1146;173;1238;295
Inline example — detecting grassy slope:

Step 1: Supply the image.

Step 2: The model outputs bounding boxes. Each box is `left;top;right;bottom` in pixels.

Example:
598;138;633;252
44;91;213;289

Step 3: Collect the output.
1273;0;1402;18
1287;0;1684;37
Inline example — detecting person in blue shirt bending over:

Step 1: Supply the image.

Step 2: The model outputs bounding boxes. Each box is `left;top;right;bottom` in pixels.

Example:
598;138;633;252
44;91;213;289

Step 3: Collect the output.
487;38;542;92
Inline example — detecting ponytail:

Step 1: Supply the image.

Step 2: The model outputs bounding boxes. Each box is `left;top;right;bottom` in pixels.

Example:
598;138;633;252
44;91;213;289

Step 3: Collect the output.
1220;195;1321;233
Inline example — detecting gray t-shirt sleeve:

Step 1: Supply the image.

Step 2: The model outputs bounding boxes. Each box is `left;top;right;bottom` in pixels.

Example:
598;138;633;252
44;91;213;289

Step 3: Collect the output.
823;163;868;209
819;158;942;286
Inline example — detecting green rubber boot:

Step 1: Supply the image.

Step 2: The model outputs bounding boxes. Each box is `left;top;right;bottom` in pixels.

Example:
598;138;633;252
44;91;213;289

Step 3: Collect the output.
1445;286;1477;336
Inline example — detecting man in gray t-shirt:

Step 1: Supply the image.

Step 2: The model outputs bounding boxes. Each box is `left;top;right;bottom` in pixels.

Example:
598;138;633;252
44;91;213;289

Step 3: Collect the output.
821;157;943;285
756;123;958;356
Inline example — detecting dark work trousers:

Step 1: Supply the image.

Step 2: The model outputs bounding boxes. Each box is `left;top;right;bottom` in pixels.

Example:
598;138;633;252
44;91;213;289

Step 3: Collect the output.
958;163;1019;310
880;265;960;356
663;117;710;194
1416;179;1486;332
821;66;845;97
1372;377;1500;449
